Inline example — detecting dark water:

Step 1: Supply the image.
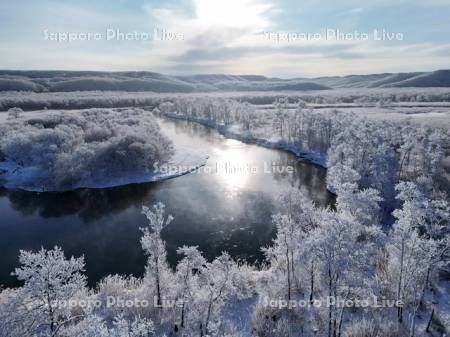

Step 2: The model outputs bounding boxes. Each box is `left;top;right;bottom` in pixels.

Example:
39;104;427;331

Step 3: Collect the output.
0;117;334;287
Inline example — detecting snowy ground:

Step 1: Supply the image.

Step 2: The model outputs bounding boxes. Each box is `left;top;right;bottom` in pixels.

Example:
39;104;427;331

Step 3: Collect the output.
0;149;208;192
1;88;449;128
1;87;450;111
253;102;450;129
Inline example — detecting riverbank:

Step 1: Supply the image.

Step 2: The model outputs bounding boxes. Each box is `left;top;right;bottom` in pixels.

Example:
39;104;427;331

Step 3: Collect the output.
164;112;328;168
0;108;209;192
0;145;208;192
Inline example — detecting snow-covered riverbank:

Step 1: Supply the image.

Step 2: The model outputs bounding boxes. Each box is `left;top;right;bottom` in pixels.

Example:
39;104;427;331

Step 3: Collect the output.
165;112;328;168
0;147;208;192
0;108;208;192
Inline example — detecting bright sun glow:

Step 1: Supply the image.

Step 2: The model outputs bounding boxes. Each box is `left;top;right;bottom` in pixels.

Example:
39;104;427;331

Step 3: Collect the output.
195;0;272;29
214;139;252;193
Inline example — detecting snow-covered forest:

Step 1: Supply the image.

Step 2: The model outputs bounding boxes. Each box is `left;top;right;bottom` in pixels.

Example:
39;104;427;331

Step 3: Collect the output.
160;97;449;205
0;94;449;336
0;187;449;336
0;108;173;191
2;88;450;112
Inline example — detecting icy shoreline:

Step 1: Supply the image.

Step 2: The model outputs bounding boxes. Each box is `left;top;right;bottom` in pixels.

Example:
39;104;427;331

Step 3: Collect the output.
0;108;210;192
0;109;326;192
165;112;328;168
0;149;209;192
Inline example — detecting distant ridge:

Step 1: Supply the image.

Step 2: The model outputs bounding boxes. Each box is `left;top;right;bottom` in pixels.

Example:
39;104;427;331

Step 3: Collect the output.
298;70;450;88
382;70;450;87
0;69;449;92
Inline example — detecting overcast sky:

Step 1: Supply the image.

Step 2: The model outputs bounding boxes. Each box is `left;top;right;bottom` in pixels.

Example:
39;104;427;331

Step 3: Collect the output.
1;0;450;77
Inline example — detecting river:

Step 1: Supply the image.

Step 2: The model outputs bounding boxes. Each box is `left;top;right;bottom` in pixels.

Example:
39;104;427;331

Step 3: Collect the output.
0;117;334;287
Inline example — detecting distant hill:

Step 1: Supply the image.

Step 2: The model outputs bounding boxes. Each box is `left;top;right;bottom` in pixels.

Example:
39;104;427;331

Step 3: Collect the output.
0;69;449;92
293;70;450;88
382;70;450;87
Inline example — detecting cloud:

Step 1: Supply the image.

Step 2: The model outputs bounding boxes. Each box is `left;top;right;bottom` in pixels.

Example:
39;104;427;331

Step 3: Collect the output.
0;0;449;76
171;44;363;63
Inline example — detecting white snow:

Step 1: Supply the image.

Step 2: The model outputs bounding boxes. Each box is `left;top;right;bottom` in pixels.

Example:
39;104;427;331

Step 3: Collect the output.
0;108;208;192
166;112;328;167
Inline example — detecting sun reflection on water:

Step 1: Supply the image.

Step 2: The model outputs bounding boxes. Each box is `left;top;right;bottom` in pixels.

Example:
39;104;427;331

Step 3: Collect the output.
213;139;254;193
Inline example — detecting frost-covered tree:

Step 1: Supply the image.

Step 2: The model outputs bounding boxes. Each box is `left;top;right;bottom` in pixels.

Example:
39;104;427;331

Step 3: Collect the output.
140;202;174;307
0;108;174;191
382;182;449;337
239;102;257;131
263;188;318;301
110;314;155;337
7;107;23;119
307;210;358;337
263;214;299;301
61;314;154;337
197;252;236;337
0;287;35;337
397;126;447;186
11;246;86;337
175;245;206;329
306;208;384;337
327;119;399;207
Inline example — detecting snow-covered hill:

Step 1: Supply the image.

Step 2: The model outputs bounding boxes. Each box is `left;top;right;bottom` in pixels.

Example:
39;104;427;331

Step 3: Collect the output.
0;69;450;92
0;71;328;93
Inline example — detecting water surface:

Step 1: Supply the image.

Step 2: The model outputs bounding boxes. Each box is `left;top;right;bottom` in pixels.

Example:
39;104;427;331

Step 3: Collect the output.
0;117;334;287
